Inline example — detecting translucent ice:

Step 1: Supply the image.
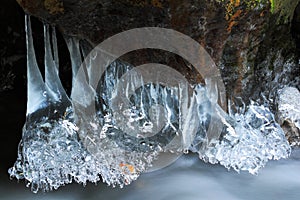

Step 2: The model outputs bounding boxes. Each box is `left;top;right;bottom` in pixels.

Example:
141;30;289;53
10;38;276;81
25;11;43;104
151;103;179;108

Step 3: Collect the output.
9;15;291;193
194;103;291;174
9;16;160;192
9;16;100;192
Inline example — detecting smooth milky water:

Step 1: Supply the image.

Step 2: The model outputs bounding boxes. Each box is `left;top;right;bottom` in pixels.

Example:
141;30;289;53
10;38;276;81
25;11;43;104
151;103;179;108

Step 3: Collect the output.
2;149;300;199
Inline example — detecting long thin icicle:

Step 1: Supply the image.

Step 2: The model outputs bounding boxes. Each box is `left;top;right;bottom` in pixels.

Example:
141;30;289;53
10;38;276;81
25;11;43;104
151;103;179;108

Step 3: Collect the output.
51;26;59;70
64;36;82;85
44;24;69;105
25;15;47;115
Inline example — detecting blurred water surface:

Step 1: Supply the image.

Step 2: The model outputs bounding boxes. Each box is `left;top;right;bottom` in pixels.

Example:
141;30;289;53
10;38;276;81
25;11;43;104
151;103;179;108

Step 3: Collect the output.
1;149;299;200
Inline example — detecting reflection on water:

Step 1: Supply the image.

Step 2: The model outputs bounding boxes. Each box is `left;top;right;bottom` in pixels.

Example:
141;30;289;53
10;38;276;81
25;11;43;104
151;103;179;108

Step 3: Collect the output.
2;149;300;200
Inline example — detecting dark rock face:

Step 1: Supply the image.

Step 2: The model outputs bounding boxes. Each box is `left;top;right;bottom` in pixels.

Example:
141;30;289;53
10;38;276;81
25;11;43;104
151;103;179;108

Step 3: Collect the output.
292;2;300;51
14;0;240;64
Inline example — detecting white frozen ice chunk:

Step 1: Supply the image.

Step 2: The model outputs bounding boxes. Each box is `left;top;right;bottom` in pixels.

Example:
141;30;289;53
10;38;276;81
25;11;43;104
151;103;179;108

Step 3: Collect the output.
199;104;291;174
277;87;300;130
276;87;300;146
9;111;101;193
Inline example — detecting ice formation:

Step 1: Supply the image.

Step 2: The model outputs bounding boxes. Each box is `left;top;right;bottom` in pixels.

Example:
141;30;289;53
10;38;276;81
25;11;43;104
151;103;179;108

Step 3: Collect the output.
9;16;102;192
276;87;300;146
9;15;291;192
194;103;291;174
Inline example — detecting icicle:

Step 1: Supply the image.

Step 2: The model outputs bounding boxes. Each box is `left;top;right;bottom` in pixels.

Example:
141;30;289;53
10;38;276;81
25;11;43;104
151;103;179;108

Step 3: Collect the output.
51;26;59;70
79;40;92;61
64;36;82;85
44;24;69;105
9;15;102;193
25;15;47;115
64;36;96;113
204;77;224;142
181;91;199;151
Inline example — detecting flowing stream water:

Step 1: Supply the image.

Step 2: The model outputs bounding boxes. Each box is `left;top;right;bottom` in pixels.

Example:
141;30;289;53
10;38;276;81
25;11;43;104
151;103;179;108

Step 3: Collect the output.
2;149;300;199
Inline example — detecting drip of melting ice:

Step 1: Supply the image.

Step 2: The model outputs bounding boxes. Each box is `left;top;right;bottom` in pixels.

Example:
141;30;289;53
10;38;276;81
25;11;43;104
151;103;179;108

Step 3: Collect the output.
9;15;291;193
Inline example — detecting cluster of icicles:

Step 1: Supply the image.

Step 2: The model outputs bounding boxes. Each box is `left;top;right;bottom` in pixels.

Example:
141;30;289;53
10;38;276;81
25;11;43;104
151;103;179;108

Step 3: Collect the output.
9;16;291;193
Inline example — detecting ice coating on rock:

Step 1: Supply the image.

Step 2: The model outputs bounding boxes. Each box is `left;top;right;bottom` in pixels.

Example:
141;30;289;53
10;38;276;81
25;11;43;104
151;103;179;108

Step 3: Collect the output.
9;15;292;193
